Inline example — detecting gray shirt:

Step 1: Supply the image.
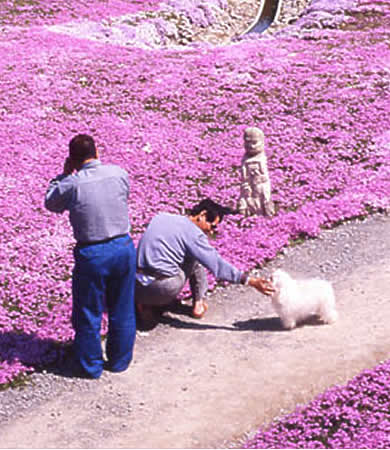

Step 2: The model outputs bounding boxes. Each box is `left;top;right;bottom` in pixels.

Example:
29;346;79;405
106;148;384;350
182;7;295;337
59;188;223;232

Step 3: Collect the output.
45;160;130;243
137;213;243;284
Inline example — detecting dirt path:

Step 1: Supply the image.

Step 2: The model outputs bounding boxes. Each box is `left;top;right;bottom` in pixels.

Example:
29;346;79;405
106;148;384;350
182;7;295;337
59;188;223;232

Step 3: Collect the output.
1;214;390;448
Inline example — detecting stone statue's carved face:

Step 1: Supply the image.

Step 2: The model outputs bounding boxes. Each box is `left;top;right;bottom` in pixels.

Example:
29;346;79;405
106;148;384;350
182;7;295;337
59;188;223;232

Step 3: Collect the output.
244;127;264;156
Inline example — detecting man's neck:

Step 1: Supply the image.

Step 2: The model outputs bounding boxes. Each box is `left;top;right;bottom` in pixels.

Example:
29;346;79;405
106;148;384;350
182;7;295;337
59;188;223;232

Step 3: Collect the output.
77;157;98;170
83;157;97;165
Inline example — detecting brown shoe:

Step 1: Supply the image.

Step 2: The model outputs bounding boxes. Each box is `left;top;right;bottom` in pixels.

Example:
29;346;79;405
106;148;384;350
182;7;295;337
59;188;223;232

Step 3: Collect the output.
136;303;159;330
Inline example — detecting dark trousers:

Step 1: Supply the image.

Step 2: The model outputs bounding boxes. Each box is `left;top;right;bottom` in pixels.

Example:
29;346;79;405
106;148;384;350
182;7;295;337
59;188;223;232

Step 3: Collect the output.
135;260;208;306
72;235;136;378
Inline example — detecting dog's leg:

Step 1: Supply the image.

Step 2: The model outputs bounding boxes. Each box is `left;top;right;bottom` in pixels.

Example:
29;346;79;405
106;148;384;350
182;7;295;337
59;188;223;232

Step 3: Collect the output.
322;308;338;324
281;316;296;330
320;292;338;324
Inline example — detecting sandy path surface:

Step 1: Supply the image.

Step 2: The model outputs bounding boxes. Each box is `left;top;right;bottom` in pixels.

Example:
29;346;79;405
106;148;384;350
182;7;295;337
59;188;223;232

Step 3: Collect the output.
1;214;390;448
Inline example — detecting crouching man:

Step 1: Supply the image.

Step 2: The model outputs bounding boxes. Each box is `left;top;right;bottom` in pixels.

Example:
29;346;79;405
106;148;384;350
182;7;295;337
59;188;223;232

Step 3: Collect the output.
135;198;274;328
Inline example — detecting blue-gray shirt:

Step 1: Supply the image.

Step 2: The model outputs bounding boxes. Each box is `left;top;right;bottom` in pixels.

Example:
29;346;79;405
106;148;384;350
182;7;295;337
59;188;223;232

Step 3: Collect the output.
137;213;243;284
45;160;130;243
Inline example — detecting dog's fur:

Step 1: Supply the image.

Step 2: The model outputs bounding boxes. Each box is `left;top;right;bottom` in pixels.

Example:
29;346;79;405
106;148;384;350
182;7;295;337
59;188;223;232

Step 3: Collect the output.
271;269;338;330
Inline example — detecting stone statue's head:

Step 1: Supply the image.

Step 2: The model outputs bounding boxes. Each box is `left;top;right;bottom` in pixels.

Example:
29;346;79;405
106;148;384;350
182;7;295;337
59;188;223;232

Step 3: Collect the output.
244;127;264;156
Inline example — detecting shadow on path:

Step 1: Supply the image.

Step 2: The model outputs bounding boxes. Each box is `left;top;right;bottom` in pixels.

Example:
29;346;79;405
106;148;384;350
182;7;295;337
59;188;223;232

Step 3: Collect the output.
160;314;295;332
234;315;327;331
233;316;283;331
159;315;237;331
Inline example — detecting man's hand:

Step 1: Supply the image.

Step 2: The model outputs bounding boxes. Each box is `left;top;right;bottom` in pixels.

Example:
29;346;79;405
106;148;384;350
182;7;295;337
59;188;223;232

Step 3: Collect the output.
63;157;75;175
248;277;275;296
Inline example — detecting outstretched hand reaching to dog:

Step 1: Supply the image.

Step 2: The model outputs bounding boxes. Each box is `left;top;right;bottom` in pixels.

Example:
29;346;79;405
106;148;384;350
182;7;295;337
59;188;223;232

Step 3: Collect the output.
248;277;275;296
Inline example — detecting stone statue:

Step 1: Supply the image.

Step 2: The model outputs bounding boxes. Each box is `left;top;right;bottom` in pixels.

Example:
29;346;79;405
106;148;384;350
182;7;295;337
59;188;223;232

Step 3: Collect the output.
237;127;275;217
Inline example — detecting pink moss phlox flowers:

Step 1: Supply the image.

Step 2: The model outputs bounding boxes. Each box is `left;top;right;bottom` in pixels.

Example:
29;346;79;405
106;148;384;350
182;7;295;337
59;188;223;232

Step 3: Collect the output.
0;0;389;384
244;360;390;449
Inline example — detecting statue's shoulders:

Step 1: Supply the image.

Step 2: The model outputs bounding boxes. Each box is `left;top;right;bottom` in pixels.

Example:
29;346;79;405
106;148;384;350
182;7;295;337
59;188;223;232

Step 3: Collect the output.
244;152;266;161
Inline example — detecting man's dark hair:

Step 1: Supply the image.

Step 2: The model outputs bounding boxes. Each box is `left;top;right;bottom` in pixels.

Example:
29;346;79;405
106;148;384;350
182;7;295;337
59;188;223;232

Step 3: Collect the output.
69;134;97;162
189;198;236;223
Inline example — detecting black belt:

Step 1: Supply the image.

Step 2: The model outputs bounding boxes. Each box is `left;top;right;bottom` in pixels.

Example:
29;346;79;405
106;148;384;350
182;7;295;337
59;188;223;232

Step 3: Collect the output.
77;234;128;248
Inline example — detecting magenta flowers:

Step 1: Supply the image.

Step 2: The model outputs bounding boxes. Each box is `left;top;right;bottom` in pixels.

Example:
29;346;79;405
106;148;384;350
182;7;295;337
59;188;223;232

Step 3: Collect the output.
245;359;390;448
0;0;390;389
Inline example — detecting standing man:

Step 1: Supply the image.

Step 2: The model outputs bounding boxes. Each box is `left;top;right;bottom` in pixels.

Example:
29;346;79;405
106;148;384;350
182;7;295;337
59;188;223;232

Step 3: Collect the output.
45;134;136;379
136;198;274;328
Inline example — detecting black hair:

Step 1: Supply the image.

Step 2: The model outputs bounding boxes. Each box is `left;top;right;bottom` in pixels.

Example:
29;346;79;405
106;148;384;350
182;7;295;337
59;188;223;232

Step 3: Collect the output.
189;198;236;223
69;134;97;162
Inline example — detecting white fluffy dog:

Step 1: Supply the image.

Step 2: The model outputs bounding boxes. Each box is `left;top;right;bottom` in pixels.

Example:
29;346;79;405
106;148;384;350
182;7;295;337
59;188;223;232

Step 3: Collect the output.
270;269;338;330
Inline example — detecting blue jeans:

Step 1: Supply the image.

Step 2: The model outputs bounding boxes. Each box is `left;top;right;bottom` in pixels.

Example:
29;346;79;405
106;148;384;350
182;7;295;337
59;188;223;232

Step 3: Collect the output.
72;235;136;378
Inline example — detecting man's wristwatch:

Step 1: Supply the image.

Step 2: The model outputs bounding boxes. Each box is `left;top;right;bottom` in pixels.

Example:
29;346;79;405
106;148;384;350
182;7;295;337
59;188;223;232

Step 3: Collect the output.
240;272;250;285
